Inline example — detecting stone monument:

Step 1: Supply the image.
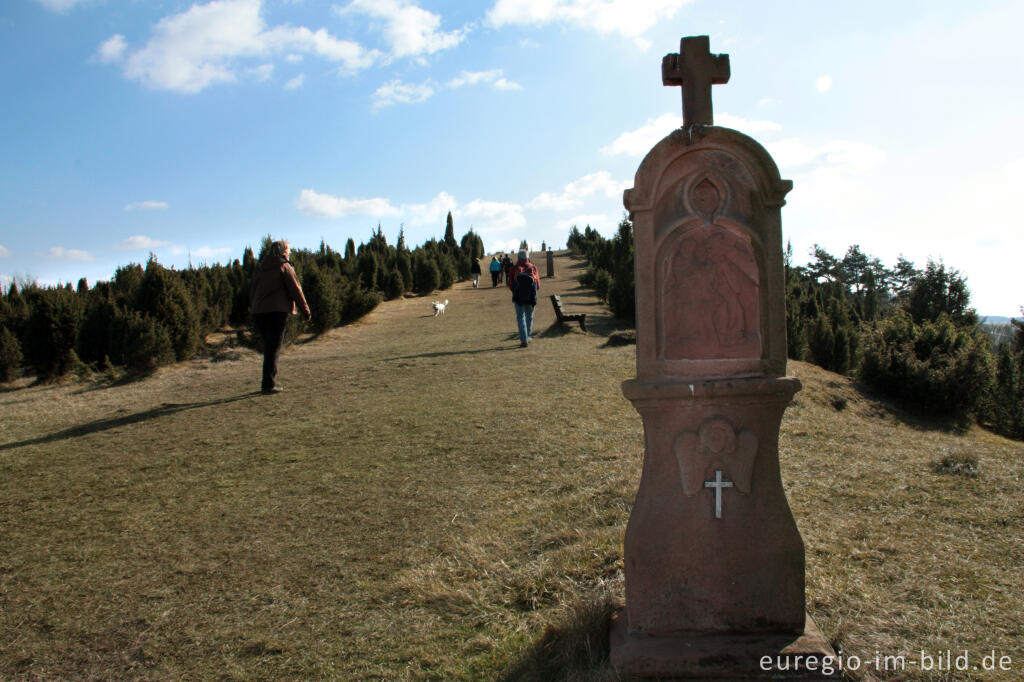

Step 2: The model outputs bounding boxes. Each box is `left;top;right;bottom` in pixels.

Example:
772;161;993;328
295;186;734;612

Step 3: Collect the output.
609;36;840;679
546;249;555;278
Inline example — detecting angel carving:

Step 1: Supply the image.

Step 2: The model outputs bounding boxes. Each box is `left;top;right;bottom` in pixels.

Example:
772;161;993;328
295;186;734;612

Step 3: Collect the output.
673;418;758;496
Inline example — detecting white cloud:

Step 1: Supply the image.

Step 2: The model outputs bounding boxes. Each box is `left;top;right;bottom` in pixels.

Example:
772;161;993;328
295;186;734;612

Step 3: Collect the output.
554;214;612;233
103;0;378;94
118;235;171;250
602;112;783;157
249;63;274;81
192;246;234;258
459;199;526;233
446;69;521;91
262;25;378;73
96;34;127;63
296;188;523;235
715;113;783;135
493;77;522;91
406;192;458;225
528;171;627;210
0;245;10;258
486;0;692;40
446;69;499;88
284;53;303;63
340;0;467;60
33;0;87;12
600;113;679;156
124;200;168;211
43;247;93;261
815;74;833;93
372;79;436;108
488;239;524;254
766;138;884;173
284;74;305;90
296;189;401;218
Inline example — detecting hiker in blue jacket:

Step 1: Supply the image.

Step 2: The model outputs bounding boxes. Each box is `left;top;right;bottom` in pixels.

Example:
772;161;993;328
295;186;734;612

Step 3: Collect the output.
489;255;502;287
508;249;540;347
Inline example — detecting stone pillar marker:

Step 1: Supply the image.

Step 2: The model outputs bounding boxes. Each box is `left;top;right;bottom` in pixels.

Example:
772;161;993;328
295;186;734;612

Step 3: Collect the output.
546;249;555;278
610;36;840;679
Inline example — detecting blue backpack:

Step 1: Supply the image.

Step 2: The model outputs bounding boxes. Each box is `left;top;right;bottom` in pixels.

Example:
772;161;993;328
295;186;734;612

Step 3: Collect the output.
512;270;538;305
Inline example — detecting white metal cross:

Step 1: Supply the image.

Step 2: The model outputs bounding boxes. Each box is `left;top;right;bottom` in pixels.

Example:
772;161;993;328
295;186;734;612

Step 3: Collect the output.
704;469;734;519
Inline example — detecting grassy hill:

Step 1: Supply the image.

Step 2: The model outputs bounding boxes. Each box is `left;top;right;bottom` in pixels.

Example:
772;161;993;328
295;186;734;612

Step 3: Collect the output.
1;253;1021;681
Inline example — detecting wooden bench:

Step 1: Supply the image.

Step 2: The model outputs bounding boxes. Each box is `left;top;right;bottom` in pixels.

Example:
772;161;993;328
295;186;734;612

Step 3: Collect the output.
550;294;587;332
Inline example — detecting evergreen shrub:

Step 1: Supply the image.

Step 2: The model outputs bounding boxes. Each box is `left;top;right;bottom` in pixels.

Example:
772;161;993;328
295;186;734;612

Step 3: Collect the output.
0;325;22;382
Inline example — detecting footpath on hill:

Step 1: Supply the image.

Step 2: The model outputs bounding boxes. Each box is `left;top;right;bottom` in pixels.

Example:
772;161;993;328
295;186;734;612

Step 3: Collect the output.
3;251;1023;681
0;252;647;680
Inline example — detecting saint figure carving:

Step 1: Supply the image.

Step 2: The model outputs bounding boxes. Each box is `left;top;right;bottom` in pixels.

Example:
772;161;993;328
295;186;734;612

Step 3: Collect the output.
662;224;761;359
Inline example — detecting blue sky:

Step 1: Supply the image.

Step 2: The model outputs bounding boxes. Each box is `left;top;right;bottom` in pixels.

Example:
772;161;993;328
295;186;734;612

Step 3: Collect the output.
1;0;1022;316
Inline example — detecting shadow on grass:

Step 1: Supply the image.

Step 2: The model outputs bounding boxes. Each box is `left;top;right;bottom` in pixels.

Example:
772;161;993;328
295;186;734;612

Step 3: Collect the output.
500;588;630;682
849;379;975;435
0;392;259;452
383;344;520;361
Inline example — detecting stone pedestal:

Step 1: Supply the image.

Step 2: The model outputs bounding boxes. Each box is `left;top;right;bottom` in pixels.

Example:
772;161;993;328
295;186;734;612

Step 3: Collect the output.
610;36;837;680
619;377;804;636
610;612;842;680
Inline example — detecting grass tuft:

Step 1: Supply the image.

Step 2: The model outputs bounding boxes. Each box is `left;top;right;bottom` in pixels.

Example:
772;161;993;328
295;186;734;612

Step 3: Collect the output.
932;448;980;477
500;583;624;682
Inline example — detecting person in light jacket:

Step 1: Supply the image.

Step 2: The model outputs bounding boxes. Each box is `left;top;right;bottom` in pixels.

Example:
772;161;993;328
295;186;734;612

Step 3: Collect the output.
250;240;310;394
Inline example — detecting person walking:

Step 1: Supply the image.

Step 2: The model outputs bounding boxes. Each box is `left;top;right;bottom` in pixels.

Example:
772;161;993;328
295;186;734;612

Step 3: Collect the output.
471;257;482;288
250;240;311;394
508;249;540;347
489;255;502;287
501;253;513;285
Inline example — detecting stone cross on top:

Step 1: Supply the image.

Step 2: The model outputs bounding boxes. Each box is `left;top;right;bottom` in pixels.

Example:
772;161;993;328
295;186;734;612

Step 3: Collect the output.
662;35;730;127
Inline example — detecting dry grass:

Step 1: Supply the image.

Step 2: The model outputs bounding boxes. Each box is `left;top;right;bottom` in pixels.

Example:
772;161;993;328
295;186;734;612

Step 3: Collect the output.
1;252;1022;681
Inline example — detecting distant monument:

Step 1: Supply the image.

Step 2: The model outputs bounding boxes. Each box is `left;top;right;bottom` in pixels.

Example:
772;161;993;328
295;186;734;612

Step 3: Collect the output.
610;36;840;679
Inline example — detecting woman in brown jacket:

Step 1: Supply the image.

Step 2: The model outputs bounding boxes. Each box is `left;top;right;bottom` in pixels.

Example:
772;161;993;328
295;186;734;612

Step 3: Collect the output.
250;240;311;394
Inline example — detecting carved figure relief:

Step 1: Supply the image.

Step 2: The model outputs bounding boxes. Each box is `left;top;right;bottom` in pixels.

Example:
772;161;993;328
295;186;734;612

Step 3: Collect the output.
661;222;761;360
673;418;758;496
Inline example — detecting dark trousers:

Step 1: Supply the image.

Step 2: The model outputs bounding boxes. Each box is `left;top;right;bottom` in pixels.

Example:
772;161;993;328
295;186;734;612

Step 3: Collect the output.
253;311;288;391
491;271;500;287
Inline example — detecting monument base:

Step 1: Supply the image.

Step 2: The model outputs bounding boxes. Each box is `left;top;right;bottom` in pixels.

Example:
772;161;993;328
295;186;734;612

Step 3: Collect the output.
610;611;843;680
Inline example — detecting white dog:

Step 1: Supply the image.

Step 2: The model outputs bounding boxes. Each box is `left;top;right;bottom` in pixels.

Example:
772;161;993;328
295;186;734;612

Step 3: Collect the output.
432;299;449;316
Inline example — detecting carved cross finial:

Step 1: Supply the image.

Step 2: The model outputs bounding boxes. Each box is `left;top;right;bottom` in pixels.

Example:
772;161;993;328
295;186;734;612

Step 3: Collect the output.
662;35;730;127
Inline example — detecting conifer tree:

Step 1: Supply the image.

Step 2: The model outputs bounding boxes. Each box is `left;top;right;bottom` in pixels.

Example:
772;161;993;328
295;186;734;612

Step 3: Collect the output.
414;254;440;295
444;211;457;252
114;309;174;375
0;324;22;382
385;267;405;300
22;287;82;379
302;263;341;334
134;257;200;361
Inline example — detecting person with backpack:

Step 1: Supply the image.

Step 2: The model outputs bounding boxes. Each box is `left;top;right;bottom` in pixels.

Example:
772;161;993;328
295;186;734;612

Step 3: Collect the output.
501;253;513;284
508;249;540;347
